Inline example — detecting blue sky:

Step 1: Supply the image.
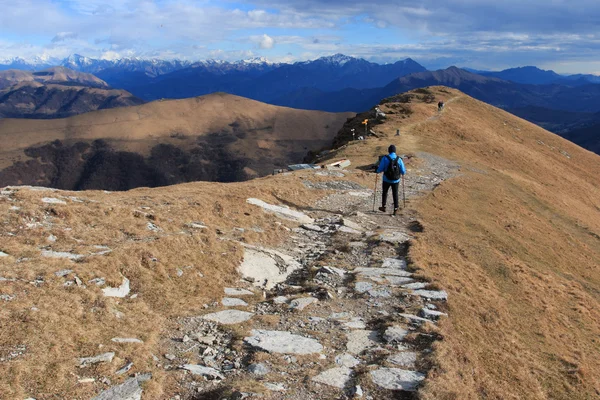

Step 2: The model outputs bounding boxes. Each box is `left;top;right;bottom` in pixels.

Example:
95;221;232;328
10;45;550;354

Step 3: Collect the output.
0;0;599;73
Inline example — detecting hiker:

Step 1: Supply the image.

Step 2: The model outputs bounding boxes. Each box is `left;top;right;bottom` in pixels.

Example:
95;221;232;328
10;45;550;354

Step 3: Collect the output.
376;145;406;215
438;101;444;111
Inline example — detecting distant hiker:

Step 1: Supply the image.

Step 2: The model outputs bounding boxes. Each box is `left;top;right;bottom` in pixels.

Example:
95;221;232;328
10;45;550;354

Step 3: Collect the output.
376;145;406;215
438;101;444;111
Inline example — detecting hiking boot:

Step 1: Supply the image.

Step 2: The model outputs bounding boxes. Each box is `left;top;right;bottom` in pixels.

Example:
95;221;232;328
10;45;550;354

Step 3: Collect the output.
378;206;386;213
393;208;399;215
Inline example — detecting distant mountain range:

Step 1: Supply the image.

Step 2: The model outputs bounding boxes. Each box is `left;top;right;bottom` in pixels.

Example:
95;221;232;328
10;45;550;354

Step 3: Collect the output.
0;67;108;89
479;66;600;86
123;54;426;103
3;54;599;86
0;67;142;118
0;54;599;155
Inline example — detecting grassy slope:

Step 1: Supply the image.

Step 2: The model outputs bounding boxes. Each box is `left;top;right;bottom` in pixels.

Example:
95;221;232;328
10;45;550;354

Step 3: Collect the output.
333;87;600;399
0;92;351;153
0;92;353;179
1;86;598;399
0;175;345;399
411;92;600;399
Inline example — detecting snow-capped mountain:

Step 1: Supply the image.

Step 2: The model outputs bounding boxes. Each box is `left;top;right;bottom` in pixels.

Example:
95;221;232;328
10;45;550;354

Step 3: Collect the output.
0;56;58;71
0;53;428;112
61;54;193;77
310;53;356;66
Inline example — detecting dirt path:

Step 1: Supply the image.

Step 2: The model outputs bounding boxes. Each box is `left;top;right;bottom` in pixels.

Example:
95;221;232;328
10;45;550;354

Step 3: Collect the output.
403;95;462;132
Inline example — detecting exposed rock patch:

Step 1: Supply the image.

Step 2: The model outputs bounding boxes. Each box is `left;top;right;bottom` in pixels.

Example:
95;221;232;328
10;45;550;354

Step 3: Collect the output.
370;368;425;391
202;310;254;325
102;278;131;298
244;330;323;354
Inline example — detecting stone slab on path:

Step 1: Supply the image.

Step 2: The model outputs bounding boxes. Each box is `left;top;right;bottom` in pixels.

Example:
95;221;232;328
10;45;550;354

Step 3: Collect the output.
353;267;412;278
247;198;313;224
387;352;417;368
239;247;302;290
273;296;289;304
91;376;148;400
400;313;434;324
368;287;391;298
412;290;448;301
378;230;410;244
381;258;407;270
355;281;374;294
402;282;429;290
384;276;414;286
222;298;249;307
182;364;224;379
338;226;362;235
420;308;448;320
344;318;366;329
346;330;380;355
244;330;323;355
264;382;287;392
383;326;408;343
224;288;254;296
301;224;323;232
202;310;254;325
312;366;353;389
342;218;364;232
289;297;318;311
370;368;425;391
335;353;360;368
248;363;270;375
320;266;347;276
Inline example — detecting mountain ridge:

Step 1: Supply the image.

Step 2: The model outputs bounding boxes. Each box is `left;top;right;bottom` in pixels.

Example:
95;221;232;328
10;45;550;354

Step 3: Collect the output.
0;67;109;89
0;92;353;190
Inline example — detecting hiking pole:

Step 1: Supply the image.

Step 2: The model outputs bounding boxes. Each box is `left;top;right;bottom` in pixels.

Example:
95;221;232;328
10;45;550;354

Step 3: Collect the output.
372;173;378;212
402;175;406;208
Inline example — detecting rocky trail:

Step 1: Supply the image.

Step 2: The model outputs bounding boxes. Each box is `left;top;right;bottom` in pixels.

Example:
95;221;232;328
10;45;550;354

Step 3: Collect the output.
0;154;459;400
140;156;459;400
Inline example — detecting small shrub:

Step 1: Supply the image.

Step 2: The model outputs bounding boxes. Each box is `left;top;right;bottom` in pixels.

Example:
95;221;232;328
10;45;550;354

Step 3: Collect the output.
422;94;436;103
414;88;433;95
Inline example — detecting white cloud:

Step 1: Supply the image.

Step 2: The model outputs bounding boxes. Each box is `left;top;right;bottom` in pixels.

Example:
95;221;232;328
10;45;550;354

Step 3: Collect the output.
259;34;275;49
1;0;600;72
51;32;79;43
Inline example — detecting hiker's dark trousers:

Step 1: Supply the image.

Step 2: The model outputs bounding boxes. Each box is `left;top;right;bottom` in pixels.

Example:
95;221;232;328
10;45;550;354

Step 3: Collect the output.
382;181;399;209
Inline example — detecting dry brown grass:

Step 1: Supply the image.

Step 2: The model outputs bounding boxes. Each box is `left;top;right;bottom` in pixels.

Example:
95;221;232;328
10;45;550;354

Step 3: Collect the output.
0;172;367;399
320;87;600;399
1;87;599;399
